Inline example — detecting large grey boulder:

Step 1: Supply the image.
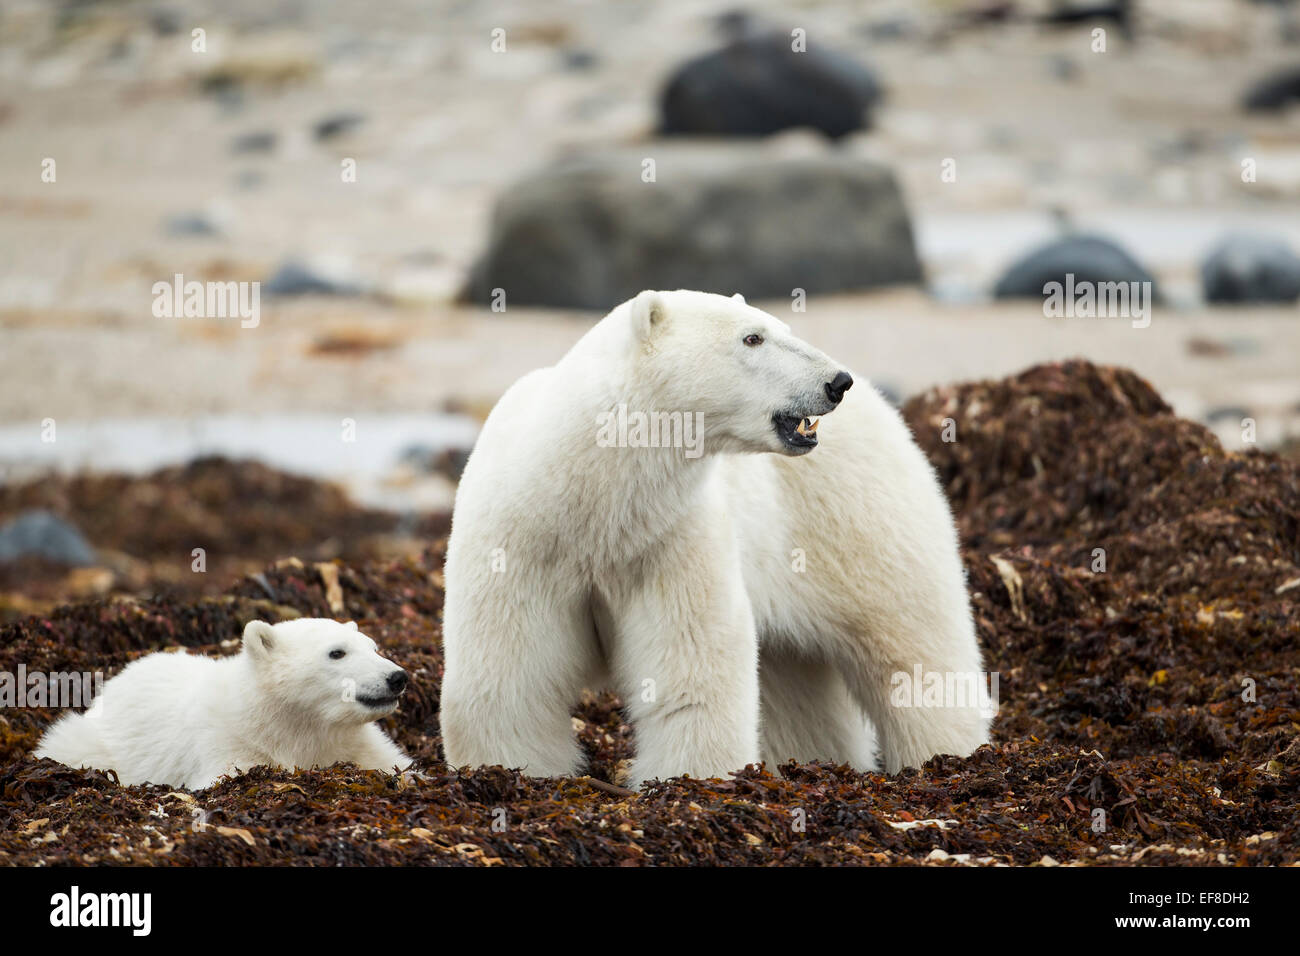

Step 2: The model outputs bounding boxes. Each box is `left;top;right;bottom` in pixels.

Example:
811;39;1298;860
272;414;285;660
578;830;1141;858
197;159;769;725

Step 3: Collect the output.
1201;233;1300;304
466;152;922;310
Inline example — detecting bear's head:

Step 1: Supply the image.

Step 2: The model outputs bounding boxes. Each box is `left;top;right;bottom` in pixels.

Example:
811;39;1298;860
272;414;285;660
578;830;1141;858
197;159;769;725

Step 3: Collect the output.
240;618;409;725
621;290;853;457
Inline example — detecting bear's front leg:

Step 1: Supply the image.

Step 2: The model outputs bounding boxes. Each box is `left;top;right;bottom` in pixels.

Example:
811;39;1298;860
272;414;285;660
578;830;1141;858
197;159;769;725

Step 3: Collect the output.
606;523;761;788
440;562;603;778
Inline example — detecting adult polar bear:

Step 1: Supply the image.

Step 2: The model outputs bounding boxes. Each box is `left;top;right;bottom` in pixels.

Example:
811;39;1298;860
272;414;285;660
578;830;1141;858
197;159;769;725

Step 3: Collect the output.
441;290;989;786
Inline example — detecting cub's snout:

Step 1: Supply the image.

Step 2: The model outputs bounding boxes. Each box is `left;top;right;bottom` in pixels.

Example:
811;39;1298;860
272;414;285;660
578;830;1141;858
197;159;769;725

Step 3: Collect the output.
387;669;409;694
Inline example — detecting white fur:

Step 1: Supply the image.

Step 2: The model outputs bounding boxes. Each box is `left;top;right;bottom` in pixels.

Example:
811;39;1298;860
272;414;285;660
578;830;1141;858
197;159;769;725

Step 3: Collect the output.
441;290;990;786
36;618;411;789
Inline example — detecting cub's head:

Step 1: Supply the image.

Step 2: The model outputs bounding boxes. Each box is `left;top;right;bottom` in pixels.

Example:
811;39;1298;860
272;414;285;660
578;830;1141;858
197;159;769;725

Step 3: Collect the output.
241;618;409;725
619;290;853;457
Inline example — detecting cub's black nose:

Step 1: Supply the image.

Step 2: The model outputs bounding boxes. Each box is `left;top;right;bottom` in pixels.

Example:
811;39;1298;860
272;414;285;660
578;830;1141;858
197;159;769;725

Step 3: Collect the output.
825;371;854;405
387;670;409;694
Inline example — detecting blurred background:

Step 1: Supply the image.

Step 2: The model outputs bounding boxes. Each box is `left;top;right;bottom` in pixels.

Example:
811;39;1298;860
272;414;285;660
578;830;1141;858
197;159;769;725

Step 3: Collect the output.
1;0;1298;612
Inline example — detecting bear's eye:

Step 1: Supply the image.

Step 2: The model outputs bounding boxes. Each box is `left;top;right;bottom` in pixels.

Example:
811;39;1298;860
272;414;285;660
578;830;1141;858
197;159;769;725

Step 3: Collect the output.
743;334;763;347
329;649;346;660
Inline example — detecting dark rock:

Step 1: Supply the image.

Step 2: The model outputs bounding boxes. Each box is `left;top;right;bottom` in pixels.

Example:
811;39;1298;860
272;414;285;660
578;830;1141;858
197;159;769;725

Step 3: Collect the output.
164;213;220;237
234;170;264;190
992;234;1157;299
399;445;473;483
1242;66;1300;111
313;112;366;141
561;48;598;70
148;7;182;36
1040;0;1134;38
0;510;96;566
861;17;918;42
1201;233;1300;304
466;152;922;310
1047;54;1079;82
232;130;277;154
658;32;882;139
264;260;362;297
1204;406;1253;426
952;1;1017;26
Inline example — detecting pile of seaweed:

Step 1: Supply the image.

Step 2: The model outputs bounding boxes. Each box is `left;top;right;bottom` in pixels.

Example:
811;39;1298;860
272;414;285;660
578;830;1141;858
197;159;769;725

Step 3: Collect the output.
1;361;1296;866
0;457;448;617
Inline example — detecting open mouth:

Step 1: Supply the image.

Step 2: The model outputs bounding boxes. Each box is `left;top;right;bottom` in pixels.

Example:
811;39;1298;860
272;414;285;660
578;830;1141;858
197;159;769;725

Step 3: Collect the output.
773;413;820;451
357;694;399;709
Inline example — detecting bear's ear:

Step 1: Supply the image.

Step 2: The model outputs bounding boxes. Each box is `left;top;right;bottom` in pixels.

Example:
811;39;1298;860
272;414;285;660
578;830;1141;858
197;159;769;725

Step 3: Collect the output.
242;620;277;659
629;290;666;342
731;292;746;304
344;621;358;631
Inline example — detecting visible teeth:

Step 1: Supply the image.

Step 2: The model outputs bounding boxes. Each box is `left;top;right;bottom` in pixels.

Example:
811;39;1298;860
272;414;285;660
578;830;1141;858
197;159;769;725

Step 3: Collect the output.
807;417;819;433
795;417;819;437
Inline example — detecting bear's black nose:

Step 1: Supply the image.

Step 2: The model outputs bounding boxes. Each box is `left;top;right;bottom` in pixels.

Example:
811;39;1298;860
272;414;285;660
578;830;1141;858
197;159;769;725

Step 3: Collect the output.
387;670;409;694
825;371;854;405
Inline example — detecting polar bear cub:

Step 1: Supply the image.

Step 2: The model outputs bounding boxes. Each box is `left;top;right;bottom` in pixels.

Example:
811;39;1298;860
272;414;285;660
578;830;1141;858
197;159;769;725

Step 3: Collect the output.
36;618;411;789
441;289;991;787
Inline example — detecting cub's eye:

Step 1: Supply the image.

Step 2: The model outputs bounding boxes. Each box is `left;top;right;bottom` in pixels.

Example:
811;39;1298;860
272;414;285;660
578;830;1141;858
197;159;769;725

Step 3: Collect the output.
743;334;763;347
329;649;346;660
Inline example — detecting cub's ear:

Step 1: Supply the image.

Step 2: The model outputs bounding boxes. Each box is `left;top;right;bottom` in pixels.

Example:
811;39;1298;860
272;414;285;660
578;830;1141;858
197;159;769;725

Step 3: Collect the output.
242;620;277;659
731;292;746;304
629;290;666;342
344;621;358;631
